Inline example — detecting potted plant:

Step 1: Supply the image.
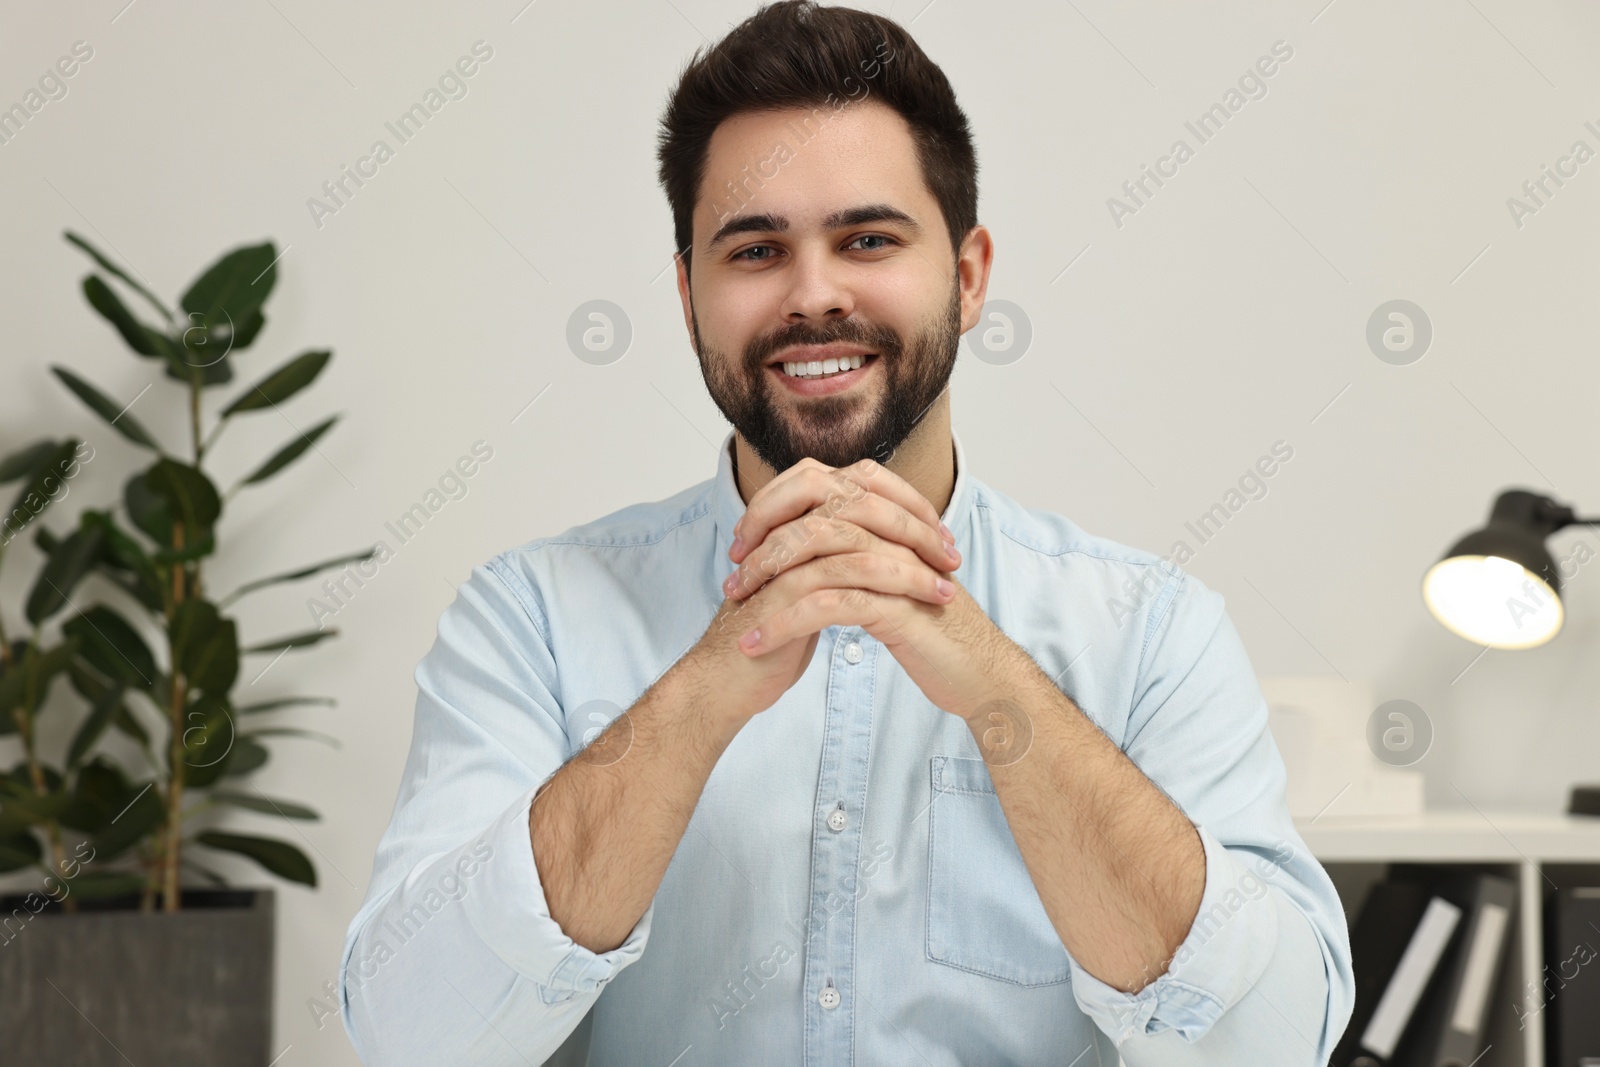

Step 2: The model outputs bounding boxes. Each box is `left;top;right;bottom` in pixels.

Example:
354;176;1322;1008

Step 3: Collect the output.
0;232;371;1064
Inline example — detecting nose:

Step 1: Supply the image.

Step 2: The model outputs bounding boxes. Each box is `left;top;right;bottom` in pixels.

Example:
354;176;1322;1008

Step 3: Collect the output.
779;243;856;324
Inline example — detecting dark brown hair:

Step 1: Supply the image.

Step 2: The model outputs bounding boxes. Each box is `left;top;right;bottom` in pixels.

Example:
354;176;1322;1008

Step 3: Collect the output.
656;0;979;279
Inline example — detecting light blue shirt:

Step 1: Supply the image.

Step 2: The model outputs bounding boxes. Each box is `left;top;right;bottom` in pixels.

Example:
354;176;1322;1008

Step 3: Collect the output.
341;428;1354;1066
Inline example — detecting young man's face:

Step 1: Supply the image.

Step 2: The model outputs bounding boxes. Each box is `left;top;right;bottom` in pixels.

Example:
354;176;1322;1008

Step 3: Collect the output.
677;99;986;474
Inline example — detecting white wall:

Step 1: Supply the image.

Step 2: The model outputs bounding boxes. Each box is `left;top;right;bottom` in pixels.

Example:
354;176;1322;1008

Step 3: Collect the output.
2;1;1598;1062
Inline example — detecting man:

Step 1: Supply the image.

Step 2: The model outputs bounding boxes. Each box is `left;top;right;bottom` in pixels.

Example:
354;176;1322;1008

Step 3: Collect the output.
341;3;1354;1064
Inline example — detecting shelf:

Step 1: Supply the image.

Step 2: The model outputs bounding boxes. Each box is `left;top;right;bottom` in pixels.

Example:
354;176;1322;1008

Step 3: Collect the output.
1290;810;1600;1067
1296;810;1600;862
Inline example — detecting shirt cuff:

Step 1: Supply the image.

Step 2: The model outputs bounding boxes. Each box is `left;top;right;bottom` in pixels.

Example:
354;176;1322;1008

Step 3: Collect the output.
1068;824;1280;1044
457;784;654;1003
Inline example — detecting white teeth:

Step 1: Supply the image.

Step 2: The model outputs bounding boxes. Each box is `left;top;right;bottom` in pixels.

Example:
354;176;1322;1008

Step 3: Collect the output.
781;354;866;379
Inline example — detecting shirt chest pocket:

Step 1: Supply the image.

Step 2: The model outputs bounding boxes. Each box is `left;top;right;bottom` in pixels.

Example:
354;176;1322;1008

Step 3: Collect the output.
926;755;1073;987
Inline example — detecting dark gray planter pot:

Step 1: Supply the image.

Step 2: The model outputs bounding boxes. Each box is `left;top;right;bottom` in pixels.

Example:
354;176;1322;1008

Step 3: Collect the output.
0;887;274;1066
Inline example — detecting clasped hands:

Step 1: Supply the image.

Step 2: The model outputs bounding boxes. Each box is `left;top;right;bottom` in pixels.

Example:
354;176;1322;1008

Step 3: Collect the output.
707;455;1034;727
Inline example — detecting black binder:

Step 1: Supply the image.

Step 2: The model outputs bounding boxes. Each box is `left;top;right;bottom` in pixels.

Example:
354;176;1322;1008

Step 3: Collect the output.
1545;885;1600;1067
1331;879;1437;1066
1391;871;1516;1067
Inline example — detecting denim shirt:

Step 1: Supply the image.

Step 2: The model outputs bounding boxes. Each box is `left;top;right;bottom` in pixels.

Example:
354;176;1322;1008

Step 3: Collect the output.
341;427;1354;1066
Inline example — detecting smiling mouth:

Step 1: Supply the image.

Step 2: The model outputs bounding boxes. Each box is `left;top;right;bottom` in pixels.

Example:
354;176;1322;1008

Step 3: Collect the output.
774;352;875;380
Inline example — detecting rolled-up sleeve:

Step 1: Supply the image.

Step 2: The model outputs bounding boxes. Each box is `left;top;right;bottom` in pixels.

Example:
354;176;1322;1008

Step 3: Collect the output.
340;555;652;1065
1069;568;1354;1066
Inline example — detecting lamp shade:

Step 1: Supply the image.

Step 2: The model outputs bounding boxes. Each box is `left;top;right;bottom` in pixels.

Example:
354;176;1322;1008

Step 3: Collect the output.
1422;489;1572;650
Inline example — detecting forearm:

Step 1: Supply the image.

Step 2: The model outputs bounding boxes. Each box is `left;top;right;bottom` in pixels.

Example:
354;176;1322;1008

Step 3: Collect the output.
972;666;1206;992
531;654;743;953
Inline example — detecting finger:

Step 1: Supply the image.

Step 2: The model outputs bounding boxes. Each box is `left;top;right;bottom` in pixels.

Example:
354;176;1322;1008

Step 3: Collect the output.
731;457;952;564
725;496;958;598
744;549;957;615
739;585;915;655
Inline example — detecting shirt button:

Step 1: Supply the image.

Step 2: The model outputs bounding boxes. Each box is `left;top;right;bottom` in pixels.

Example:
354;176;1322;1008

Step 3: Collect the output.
819;981;841;1010
826;805;848;833
843;641;863;664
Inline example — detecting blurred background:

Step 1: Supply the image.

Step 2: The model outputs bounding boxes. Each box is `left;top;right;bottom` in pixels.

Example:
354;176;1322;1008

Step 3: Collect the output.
2;1;1598;1062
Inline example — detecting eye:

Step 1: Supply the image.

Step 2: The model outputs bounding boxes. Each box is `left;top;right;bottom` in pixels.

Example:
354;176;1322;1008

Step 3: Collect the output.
848;234;898;252
730;234;901;263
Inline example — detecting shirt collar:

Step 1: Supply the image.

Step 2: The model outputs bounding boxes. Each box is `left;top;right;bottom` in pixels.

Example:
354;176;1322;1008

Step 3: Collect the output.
711;427;975;566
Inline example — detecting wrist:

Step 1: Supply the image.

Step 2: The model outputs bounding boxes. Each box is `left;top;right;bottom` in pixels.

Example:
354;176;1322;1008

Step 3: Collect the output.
667;649;752;740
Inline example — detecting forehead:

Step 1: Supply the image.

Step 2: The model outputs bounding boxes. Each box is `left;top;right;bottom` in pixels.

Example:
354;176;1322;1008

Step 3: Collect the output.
695;100;931;244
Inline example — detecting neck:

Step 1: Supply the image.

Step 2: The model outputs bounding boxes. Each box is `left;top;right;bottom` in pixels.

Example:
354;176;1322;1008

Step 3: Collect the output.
732;400;955;517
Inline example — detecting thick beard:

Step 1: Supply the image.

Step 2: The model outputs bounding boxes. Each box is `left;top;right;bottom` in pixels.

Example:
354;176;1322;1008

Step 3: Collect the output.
693;277;961;475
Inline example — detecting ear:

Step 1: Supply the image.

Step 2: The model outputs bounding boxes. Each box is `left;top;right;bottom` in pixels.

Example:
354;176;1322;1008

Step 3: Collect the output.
954;225;996;335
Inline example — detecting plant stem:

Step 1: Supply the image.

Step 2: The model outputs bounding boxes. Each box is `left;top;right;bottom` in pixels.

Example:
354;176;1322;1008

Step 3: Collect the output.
0;549;12;668
11;640;75;912
161;515;189;913
190;368;203;466
162;668;187;912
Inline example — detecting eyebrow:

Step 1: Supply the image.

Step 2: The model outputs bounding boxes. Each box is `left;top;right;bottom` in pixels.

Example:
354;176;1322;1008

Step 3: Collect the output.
705;203;925;254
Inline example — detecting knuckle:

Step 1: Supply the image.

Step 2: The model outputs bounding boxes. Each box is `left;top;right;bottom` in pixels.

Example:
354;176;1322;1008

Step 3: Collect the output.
835;520;867;550
820;552;855;583
822;587;855;612
893;505;914;540
825;470;855;504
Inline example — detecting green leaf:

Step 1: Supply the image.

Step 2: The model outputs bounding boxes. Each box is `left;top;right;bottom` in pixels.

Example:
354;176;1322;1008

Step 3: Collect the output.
240;415;337;486
5;439;82;543
244;726;341;749
237;695;336;714
50;366;161;450
170;600;238;697
65;230;171;323
180;242;277;341
123;470;172;544
66;664;155;747
25;523;106;624
242;628;338;654
58;757;133;832
221;735;269;777
93;781;164;860
69;873;148;900
150;530;216;565
113;704;151;746
65;680;130;769
174;308;237;371
178;695;238;788
63;606;156;689
164;358;233;388
0;832;42;872
222;548;375;604
221;350;331;417
0;440;61;484
0;768;70;823
80;511;164;612
144;458;221;533
81;275;166;358
0;638;80;717
0;793;36;834
210;791;319;820
195;831;315;887
230;309;266;350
